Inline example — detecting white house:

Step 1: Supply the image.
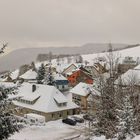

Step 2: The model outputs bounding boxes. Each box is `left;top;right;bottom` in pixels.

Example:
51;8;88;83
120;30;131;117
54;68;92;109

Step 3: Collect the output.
19;69;37;83
115;64;140;86
12;83;79;122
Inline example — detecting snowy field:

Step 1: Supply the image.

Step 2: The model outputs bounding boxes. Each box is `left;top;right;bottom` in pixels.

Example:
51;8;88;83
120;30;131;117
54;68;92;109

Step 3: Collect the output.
82;46;140;65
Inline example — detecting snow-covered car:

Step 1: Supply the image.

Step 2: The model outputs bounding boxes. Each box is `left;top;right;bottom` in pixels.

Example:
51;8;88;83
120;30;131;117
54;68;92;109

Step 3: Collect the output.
24;113;45;126
62;118;77;126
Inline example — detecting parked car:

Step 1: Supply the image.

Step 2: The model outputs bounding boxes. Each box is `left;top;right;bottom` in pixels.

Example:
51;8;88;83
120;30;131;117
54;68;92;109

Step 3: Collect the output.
71;116;84;123
62;118;76;126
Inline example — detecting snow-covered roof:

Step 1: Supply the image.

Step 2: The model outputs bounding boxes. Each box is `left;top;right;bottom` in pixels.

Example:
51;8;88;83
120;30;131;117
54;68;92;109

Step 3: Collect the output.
13;83;78;113
19;70;37;80
53;74;67;81
70;82;100;97
54;93;67;104
56;63;77;73
0;81;17;87
21;94;40;102
10;69;19;80
134;64;140;70
115;65;140;85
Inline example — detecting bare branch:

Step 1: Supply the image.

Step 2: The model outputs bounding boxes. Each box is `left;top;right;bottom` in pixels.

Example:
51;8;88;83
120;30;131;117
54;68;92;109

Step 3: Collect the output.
0;43;8;54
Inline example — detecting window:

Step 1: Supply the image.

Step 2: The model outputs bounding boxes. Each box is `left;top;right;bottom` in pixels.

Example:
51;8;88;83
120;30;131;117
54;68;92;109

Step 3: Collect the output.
59;112;62;117
73;95;81;101
63;103;67;106
18;98;33;105
67;111;69;115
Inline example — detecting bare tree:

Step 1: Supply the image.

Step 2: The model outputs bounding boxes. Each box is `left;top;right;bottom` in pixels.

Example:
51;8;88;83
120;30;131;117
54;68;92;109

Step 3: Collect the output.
0;43;8;54
106;43;120;79
90;44;121;139
67;56;72;64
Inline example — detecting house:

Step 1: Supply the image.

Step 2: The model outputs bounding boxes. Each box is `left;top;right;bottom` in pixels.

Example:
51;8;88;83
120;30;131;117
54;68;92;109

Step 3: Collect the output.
70;82;100;112
0;69;20;83
53;73;69;91
18;62;36;76
45;64;57;74
62;64;78;77
19;69;37;83
67;68;93;86
79;66;92;75
115;64;140;88
115;64;140;109
85;63;107;77
12;83;79;122
117;57;139;74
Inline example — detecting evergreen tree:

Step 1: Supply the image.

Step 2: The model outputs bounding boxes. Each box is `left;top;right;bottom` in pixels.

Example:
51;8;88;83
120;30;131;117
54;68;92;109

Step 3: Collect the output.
46;66;54;85
44;52;54;85
0;44;21;139
0;85;21;139
36;63;46;84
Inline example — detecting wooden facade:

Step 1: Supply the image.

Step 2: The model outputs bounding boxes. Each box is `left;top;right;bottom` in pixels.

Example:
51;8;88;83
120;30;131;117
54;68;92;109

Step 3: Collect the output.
67;70;93;86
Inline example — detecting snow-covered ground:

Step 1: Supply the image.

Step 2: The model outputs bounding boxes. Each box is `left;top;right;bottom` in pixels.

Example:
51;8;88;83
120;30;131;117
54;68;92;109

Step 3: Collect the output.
9;118;140;140
82;46;140;65
9;119;86;140
132;135;140;140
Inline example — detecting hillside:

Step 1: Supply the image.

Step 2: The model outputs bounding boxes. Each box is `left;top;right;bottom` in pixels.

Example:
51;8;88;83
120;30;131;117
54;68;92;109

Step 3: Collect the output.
0;43;130;72
82;45;140;65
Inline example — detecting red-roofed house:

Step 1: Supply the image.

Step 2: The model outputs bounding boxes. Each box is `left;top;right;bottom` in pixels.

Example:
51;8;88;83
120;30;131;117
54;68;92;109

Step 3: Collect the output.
67;69;93;86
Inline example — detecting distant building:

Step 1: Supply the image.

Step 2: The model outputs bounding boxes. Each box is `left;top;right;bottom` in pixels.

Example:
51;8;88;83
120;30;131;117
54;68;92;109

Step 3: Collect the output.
118;57;139;74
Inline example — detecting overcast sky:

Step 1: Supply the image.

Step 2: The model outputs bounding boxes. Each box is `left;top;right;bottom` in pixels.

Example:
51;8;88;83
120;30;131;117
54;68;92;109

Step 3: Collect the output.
0;0;140;50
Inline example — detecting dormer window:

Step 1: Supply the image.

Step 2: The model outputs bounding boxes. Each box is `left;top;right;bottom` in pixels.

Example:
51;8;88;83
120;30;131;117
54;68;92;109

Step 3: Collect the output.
17;95;40;105
54;95;67;107
56;102;67;107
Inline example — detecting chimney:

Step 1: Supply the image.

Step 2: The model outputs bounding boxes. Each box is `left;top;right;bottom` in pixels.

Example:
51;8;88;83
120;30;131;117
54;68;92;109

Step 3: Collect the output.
32;84;36;92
